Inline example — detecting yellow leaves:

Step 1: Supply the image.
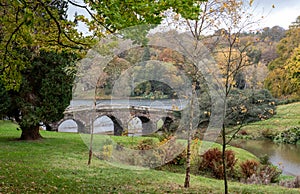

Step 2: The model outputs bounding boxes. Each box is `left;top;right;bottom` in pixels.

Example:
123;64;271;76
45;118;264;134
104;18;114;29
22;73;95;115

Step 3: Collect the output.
269;101;276;106
223;2;228;8
204;111;211;117
100;145;113;160
173;14;180;21
240;105;247;113
231;105;247;113
249;0;254;6
172;104;179;110
268;109;274;115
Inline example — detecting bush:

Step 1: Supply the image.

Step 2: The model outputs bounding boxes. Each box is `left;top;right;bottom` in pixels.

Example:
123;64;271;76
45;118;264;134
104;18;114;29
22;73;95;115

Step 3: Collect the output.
239;130;248;135
261;129;276;139
261;165;282;183
158;136;186;165
276;98;300;105
226;89;276;126
240;160;260;178
136;138;157;151
273;126;300;144
97;139;114;160
258;154;271;165
199;148;237;179
113;138;162;168
240;164;282;185
280;176;300;188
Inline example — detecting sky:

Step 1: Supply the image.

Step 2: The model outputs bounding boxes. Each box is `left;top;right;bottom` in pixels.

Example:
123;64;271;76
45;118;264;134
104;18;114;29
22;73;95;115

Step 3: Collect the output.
68;0;300;32
255;0;300;29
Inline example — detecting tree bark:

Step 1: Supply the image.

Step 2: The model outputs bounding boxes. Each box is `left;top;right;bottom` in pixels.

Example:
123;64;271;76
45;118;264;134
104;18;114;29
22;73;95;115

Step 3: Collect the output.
184;87;194;188
20;125;42;140
222;124;228;194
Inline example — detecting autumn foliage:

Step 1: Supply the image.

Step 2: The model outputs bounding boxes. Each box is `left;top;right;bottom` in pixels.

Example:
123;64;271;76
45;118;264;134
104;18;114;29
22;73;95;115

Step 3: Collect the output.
199;148;237;179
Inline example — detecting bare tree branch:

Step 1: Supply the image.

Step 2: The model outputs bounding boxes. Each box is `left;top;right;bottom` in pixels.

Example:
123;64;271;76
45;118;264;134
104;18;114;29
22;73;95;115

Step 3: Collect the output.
67;0;114;34
38;0;88;48
4;21;26;60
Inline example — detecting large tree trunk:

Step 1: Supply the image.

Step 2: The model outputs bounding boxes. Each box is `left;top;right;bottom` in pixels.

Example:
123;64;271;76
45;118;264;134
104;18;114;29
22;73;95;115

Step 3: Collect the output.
20;125;42;140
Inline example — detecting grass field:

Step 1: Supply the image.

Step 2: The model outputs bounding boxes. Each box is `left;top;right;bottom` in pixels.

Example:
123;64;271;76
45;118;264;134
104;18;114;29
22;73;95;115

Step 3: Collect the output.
1;120;299;193
239;102;300;138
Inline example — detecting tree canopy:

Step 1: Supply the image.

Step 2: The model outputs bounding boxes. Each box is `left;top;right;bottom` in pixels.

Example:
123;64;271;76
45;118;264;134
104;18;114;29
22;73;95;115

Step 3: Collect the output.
1;0;205;90
265;16;300;99
0;0;86;90
1;50;78;140
0;0;205;140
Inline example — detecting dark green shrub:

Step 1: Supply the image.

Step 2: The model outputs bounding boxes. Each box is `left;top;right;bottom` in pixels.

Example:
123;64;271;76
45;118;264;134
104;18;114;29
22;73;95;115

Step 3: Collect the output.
258;154;271;165
273;126;300;144
0;82;11;119
261;129;276;139
276;98;300;105
225;89;277;126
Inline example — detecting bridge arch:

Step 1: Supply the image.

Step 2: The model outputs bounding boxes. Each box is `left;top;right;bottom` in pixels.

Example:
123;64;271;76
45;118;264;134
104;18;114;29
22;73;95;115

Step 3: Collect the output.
136;115;155;135
128;117;142;135
158;116;176;133
93;115;114;134
57;118;85;133
94;114;124;136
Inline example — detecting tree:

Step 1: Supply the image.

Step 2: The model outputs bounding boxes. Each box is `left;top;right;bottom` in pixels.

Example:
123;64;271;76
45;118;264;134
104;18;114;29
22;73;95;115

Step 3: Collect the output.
0;0;88;140
265;16;300;99
3;50;78;140
0;82;11;119
260;26;285;42
0;0;86;90
171;0;261;192
1;0;203;140
265;53;300;99
283;46;300;99
289;15;300;29
214;4;256;192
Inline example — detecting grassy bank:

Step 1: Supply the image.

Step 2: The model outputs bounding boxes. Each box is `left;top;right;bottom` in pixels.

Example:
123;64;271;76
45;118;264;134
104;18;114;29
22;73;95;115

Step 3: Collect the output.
1;121;299;193
238;102;300;139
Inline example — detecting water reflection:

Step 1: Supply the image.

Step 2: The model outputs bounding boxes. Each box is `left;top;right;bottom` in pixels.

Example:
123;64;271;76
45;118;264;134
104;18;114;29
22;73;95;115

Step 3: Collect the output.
128;117;143;136
93;116;114;134
233;139;300;176
58;119;78;132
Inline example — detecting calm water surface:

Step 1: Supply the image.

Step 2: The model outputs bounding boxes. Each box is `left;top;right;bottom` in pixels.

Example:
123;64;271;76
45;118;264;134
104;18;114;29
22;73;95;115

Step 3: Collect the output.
232;139;300;176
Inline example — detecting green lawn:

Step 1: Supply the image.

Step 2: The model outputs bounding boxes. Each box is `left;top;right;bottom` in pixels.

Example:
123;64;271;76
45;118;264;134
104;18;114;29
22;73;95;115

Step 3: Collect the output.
239;102;300;138
0;120;299;193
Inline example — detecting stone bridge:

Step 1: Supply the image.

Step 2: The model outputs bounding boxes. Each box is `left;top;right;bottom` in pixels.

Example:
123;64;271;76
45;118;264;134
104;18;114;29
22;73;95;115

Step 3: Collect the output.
58;104;181;135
